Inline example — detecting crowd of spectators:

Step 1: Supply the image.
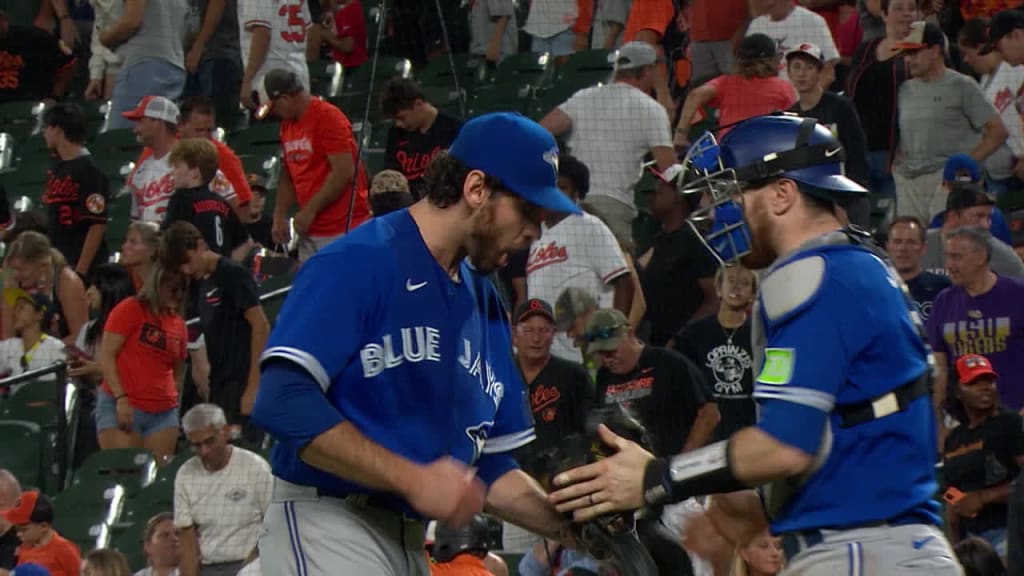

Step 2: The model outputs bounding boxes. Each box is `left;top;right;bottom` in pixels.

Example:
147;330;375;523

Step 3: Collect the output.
0;0;1022;575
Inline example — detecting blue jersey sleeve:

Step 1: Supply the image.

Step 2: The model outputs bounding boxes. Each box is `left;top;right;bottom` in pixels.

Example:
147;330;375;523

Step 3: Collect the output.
252;245;391;446
754;275;846;457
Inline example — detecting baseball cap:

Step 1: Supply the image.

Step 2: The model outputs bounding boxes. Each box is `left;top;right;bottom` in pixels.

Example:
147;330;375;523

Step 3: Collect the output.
247;173;268;194
448;113;581;215
946;182;994;211
609;41;659;70
896;21;946;50
582;308;630;354
740;34;777;60
980;9;1024;55
3;287;54;323
2;491;54;526
11;564;51;576
554;287;598;331
514;298;554;324
785;42;825;65
370;170;411;196
956;354;998;383
943;153;982;183
121;96;180;124
1008;209;1024;246
256;69;306;120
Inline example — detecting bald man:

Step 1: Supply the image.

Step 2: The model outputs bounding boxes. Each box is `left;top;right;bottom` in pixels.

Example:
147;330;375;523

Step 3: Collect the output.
0;469;21;569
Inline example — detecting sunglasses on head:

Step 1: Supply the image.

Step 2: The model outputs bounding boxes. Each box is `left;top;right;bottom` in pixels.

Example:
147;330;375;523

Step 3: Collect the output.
583;324;626;343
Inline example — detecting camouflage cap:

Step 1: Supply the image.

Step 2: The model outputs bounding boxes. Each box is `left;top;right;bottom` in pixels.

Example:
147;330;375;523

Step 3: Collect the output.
583;308;629;354
554;287;598;331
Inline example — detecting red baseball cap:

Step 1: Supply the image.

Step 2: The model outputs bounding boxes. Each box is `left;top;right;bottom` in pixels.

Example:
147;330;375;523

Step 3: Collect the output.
2;490;54;526
955;354;998;384
121;95;180;124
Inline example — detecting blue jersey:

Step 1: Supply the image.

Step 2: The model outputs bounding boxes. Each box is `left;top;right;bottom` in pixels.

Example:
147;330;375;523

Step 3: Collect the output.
753;239;940;533
252;209;534;515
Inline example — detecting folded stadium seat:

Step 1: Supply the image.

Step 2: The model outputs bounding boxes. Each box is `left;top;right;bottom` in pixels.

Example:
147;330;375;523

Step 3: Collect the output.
16;133;52;166
109;526;147;572
465;83;535;118
118;480;173;530
153;450;191;486
4;159;51;203
2;379;76;494
55;514;111;555
229;121;282;160
341;56;413;95
417;53;488;92
105;194;134;253
554;49;614;83
212;97;250;136
52;479;126;527
365;120;392;151
489;52;552;88
326;92;371;125
91;128;144;190
0;420;44;489
420;85;467;120
0;100;44;142
308;59;344;98
72;448;157;499
76;100;112;139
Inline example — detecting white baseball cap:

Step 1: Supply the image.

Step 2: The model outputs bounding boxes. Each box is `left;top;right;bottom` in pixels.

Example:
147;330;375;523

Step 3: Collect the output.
121;95;180;124
609;41;659;70
785;42;825;65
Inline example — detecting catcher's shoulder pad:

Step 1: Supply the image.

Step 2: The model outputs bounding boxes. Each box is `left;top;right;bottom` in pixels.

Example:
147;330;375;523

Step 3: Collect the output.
761;255;826;325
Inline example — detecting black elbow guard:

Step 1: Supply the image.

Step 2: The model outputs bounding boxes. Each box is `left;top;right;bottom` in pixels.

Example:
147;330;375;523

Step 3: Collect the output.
642;440;748;506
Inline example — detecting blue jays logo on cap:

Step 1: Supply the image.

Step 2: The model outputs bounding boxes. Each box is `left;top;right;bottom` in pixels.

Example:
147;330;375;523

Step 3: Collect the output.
448;113;580;215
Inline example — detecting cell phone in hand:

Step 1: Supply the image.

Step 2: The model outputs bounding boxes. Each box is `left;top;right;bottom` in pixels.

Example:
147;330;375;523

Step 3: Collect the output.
943;486;966;505
63;344;93;362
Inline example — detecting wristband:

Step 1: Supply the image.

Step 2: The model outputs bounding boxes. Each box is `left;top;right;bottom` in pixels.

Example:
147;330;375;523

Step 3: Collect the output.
642;440;748;507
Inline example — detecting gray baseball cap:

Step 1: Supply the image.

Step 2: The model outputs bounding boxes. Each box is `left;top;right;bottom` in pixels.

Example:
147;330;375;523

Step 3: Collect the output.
609;41;659;70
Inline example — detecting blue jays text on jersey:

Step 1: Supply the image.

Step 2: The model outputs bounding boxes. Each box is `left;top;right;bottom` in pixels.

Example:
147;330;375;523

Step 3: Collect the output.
251;209;534;515
751;233;940;534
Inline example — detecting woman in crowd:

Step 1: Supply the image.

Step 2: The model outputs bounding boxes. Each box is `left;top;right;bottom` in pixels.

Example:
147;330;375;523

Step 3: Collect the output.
943;354;1024;560
134;512;180;576
730;531;784;576
120;222;161;292
2;231;88;344
97;263;188;465
83;548;132;576
847;0;917;202
674;34;796;146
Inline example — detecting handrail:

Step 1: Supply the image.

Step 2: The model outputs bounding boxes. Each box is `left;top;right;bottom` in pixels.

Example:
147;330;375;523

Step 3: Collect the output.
185;283;292;327
0;361;71;490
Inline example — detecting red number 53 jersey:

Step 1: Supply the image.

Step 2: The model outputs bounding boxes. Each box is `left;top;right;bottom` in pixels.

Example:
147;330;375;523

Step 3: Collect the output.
239;0;312;103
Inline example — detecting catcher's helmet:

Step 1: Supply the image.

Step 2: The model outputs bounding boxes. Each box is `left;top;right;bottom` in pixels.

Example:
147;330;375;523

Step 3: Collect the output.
679;114;867;263
432;515;496;563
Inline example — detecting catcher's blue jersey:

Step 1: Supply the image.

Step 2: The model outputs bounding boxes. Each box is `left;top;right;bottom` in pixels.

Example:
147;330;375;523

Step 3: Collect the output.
252;209;533;515
754;239;940;533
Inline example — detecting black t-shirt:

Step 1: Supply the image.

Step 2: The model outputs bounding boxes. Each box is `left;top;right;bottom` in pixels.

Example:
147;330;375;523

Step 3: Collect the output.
246;216;273;248
675;314;755;441
595;346;713;457
789;91;870;187
641;226;718;346
42;154;109;277
385;111;463;199
943;410;1024;535
514;355;594;476
906;271;951;324
0;24;75;102
0;525;17;569
849;37;909;153
163;185;248;256
199;257;261;393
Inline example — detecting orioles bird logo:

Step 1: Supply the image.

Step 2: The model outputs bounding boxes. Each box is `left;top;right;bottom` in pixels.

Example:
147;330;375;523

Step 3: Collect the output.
465;421;494;463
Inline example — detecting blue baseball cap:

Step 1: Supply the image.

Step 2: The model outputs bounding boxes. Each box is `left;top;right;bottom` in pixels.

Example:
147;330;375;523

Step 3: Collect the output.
448;113;581;215
943;153;981;183
12;564;52;576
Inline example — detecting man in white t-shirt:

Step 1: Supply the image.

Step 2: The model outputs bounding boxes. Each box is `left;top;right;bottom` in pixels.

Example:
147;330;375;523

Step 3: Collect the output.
959;18;1024;194
175;404;272;576
523;156;636;362
124;96;245;223
540;41;676;243
747;0;839;85
238;0;311;110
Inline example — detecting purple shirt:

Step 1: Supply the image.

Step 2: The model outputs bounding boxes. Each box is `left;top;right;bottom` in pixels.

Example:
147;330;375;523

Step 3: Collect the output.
928;276;1024;410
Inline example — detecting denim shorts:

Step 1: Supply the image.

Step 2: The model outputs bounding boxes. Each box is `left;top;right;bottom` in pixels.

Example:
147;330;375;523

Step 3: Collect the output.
530;28;577;57
94;390;179;437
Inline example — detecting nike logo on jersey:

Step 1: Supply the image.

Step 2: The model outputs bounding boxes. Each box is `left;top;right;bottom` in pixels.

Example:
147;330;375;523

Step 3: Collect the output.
824;147;842;158
912;536;934;549
406;279;428;291
206;288;218;298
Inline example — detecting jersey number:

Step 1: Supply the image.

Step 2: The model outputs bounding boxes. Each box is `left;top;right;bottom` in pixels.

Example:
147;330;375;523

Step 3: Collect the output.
279;3;308;44
214;215;224;249
58;205;73;226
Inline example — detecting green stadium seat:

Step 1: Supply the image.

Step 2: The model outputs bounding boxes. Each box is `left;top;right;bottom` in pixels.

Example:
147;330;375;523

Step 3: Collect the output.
73;448;157;499
106;194;133;250
52;479;126;526
342;57;412;94
2;160;50;202
308;60;344;98
0;420;44;489
490;52;552;87
230;121;281;158
0;100;43;141
120;480;173;529
55;514;111;553
92;128;143;154
555;49;614;82
110;526;148;572
154;450;192;485
1;378;69;429
17;133;52;166
363;149;388;176
366;120;392;150
418;53;487;91
213;98;250;135
465;84;534;118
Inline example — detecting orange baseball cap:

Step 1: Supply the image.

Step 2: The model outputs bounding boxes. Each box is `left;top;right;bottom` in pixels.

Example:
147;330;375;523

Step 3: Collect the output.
955;354;998;384
2;490;54;525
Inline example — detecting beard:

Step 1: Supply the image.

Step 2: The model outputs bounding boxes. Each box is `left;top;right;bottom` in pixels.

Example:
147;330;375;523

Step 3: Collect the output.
465;201;506;275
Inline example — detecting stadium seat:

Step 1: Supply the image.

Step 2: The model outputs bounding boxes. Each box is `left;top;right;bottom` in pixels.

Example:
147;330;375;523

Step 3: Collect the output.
1;378;69;429
106;194;134;250
120;480;173;529
213;98;250;135
230;121;281;158
0;420;44;489
342;57;412;94
109;526;147;572
2;159;50;202
308;60;344;98
366;120;392;150
555;49;614;83
154;450;191;486
0;100;43;141
73;448;157;499
52;479;126;527
490;52;552;87
417;53;487;91
56;514;111;553
465;84;534;118
16;133;52;166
